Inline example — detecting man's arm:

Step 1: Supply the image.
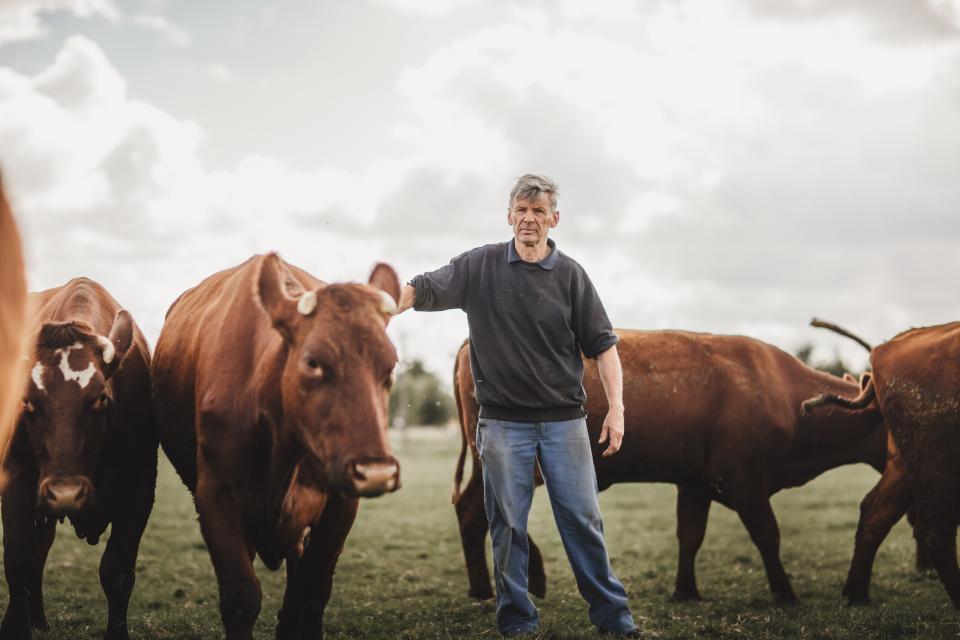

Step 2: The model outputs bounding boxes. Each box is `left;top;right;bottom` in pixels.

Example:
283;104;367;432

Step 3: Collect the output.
596;345;625;457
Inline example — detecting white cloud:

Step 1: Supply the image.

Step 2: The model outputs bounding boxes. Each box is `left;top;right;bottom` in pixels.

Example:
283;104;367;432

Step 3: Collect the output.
0;0;119;46
371;0;480;17
129;14;191;48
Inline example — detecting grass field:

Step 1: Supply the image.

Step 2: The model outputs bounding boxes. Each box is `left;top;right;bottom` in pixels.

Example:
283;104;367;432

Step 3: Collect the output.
2;427;958;640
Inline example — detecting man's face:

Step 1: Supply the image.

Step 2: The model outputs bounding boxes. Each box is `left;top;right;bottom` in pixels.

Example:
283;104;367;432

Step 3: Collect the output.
507;194;559;247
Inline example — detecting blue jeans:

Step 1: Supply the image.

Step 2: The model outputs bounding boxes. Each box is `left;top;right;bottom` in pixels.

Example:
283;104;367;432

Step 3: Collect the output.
475;417;637;636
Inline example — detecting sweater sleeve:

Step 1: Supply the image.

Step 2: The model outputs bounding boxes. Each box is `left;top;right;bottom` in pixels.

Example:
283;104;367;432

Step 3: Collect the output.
572;269;618;358
409;250;471;312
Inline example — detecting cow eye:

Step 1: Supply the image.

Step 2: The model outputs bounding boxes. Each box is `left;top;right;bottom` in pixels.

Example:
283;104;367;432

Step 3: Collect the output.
22;398;35;414
302;356;325;379
92;392;111;412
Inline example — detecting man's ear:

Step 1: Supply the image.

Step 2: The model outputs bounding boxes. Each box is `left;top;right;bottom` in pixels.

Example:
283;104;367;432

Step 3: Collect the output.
549;210;560;228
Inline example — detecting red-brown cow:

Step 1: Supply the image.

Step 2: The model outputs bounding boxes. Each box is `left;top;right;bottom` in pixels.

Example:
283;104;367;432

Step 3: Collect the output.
1;278;157;640
152;253;401;640
0;172;28;480
804;321;960;607
452;329;888;603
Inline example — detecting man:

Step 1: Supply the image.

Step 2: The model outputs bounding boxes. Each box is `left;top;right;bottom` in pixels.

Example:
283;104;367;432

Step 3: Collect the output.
397;174;643;637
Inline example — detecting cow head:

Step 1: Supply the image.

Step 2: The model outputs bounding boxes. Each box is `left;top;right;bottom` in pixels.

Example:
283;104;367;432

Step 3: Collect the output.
21;311;133;517
256;253;401;498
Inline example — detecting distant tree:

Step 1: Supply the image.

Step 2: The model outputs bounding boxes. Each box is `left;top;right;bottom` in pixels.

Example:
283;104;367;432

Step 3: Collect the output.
389;360;456;427
794;342;858;378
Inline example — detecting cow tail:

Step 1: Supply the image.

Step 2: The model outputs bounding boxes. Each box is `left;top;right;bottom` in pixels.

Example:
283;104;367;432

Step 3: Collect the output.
809;318;873;352
451;345;467;505
801;377;877;416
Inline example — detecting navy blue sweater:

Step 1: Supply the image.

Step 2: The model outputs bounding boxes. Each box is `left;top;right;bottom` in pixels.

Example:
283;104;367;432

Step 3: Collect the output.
410;238;618;422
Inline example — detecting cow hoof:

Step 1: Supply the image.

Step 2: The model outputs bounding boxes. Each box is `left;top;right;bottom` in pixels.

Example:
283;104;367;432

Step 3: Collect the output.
103;627;130;640
0;622;32;640
468;588;495;601
774;594;800;607
529;575;547;599
670;589;702;602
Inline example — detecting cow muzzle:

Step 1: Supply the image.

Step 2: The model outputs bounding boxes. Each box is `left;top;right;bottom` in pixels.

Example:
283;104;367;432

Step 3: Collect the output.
349;459;400;497
38;476;94;516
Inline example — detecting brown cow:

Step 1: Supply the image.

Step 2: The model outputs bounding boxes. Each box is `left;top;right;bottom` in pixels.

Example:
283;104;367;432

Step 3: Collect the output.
0;172;28;481
1;278;157;640
452;329;888;603
152;253;402;640
804;320;960;607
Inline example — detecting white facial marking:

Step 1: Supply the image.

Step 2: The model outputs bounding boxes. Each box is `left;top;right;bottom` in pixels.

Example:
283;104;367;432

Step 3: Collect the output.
97;335;115;364
378;290;397;316
297;291;318;316
31;363;46;392
55;343;97;389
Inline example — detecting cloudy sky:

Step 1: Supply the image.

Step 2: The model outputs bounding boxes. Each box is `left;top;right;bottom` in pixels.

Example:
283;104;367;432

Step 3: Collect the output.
1;0;958;381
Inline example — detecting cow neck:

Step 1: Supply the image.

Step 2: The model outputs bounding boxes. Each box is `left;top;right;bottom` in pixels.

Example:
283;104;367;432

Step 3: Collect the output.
255;339;327;505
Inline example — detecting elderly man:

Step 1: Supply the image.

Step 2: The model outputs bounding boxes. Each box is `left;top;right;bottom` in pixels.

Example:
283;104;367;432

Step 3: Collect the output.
397;174;642;638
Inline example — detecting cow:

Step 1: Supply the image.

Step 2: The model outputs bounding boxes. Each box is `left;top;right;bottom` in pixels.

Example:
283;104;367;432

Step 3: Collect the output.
452;329;889;604
0;172;28;481
152;253;402;640
803;320;960;607
1;278;157;640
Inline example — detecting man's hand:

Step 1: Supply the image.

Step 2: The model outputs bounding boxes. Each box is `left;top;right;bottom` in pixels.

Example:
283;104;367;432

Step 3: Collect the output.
596;345;625;457
598;407;624;457
397;284;416;314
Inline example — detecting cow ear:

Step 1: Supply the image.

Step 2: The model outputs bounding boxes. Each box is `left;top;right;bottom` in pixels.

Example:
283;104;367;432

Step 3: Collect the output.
859;371;873;391
256;253;300;341
99;309;133;378
368;263;400;321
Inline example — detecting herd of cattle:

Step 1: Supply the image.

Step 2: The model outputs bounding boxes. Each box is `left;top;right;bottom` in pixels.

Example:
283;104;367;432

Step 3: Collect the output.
0;172;959;639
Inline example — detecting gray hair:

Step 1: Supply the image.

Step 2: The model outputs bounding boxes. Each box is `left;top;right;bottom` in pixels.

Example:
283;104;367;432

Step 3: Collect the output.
509;174;558;211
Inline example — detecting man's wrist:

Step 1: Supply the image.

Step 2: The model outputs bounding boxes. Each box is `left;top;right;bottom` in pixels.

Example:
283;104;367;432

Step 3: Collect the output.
607;402;625;415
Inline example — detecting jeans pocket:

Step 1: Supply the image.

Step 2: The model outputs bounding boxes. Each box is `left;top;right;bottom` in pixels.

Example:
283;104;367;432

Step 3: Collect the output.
475;420;486;459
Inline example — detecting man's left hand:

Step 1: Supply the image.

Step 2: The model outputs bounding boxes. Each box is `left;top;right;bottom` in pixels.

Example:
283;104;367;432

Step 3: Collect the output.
598;409;624;457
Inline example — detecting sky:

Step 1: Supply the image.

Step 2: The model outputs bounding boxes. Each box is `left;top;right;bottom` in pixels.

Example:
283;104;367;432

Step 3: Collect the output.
1;0;959;383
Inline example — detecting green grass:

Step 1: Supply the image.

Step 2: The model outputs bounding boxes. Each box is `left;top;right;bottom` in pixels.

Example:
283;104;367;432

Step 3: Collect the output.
3;428;959;639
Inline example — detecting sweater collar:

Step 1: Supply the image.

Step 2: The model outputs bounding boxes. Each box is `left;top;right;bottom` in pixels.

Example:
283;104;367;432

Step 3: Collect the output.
507;237;559;270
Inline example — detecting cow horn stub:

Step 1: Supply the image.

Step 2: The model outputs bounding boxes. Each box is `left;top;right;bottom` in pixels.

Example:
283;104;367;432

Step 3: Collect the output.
378;290;397;317
297;291;318;316
97;335;115;364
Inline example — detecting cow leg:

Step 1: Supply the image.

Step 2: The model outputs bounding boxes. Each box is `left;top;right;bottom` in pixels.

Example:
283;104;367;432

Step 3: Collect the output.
905;507;933;571
99;492;153;640
454;462;495;600
197;484;261;640
527;535;547;599
27;517;56;632
1;471;40;640
277;494;359;640
672;484;711;602
843;461;912;605
912;487;960;609
726;474;797;604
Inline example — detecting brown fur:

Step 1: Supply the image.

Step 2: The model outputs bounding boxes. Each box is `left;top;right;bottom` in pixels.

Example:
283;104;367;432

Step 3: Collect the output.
0;173;28;486
1;277;157;639
840;322;960;607
452;329;889;603
152;253;401;640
